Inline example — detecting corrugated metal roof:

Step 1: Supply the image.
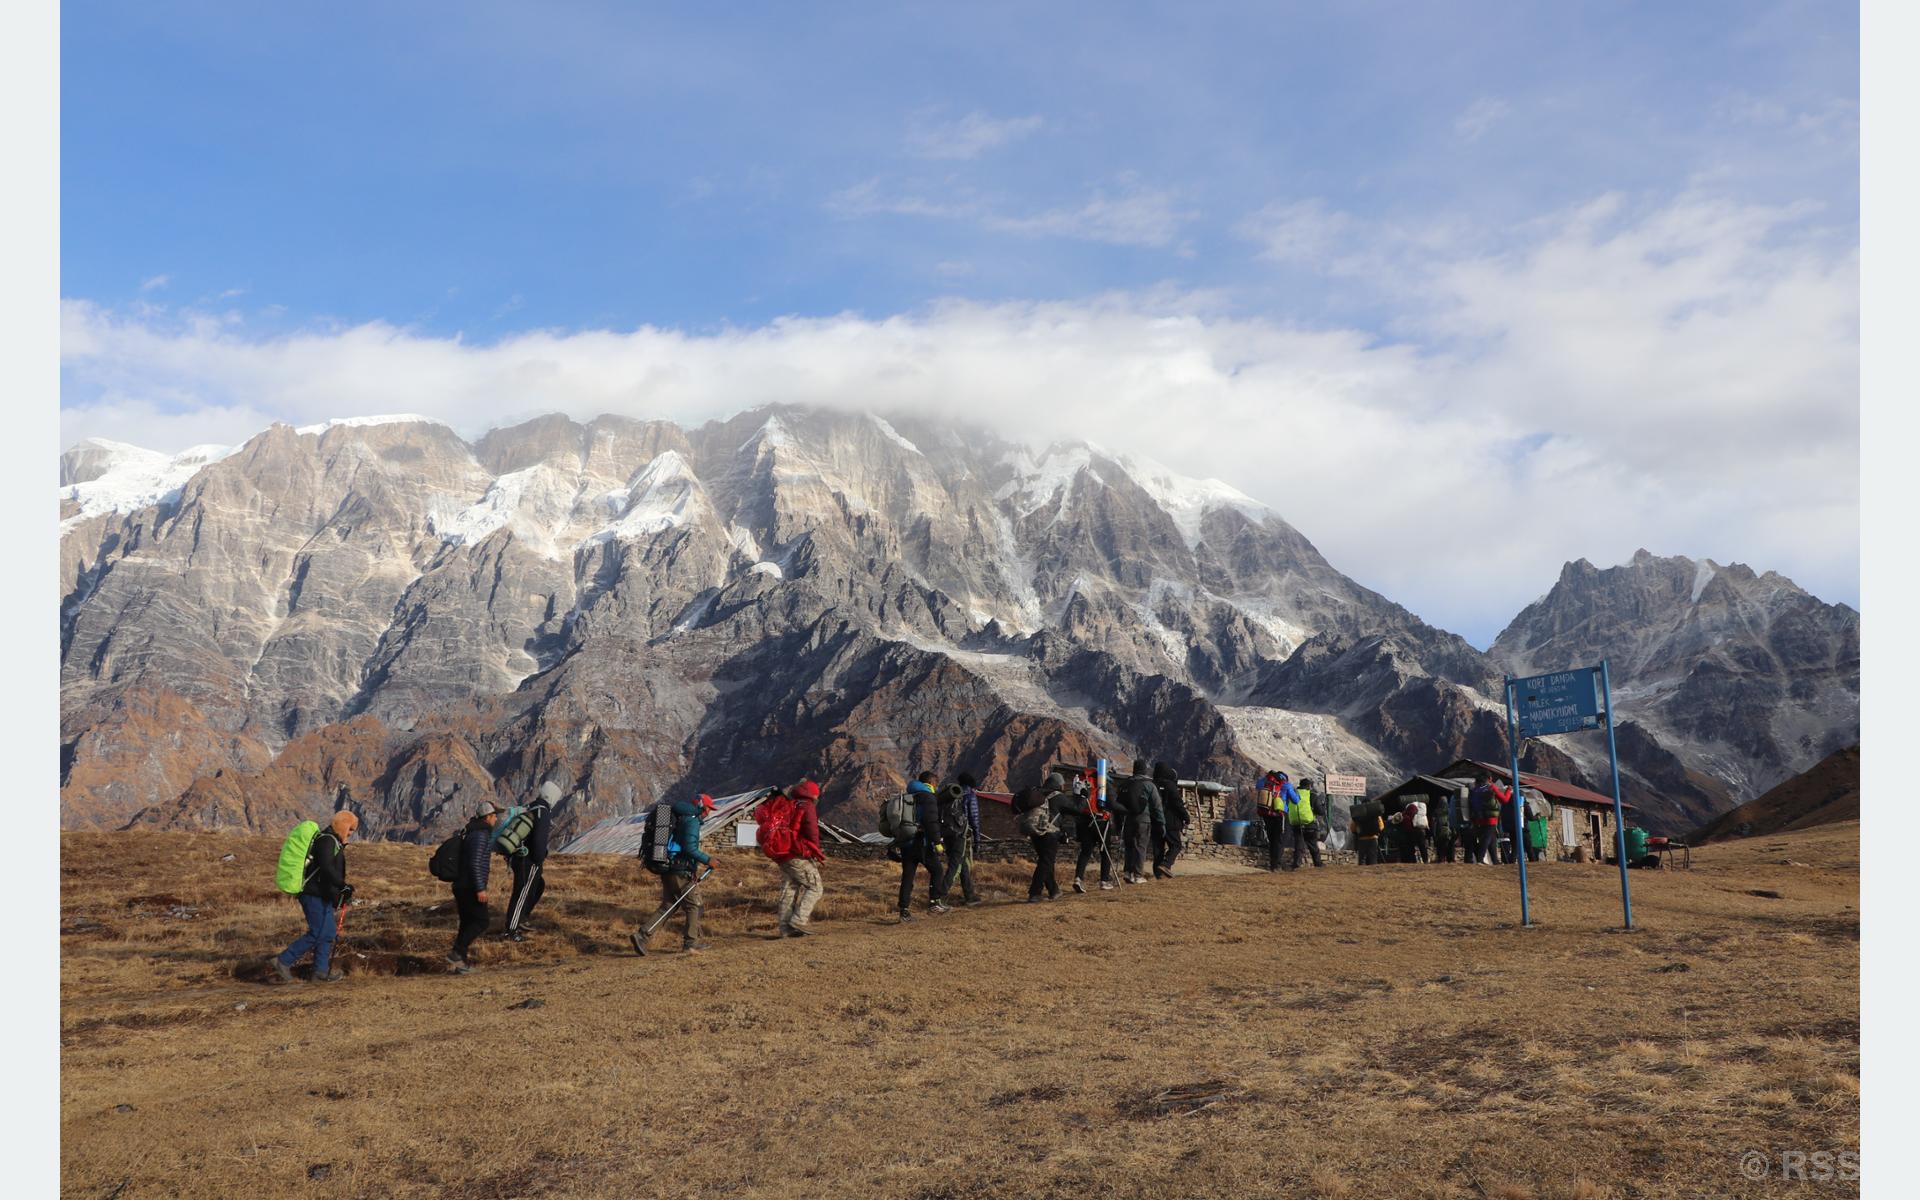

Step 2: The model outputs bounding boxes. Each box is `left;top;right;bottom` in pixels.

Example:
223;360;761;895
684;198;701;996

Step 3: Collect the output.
1459;760;1634;811
557;788;771;856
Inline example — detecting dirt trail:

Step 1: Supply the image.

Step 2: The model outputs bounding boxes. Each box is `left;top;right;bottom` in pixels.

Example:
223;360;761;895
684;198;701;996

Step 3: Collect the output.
61;826;1859;1199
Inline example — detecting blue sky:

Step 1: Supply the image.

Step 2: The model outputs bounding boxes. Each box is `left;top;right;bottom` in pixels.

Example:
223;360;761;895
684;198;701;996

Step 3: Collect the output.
60;2;1860;642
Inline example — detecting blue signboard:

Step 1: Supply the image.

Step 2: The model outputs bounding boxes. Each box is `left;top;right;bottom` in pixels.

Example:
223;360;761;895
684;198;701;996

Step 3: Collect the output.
1512;668;1606;737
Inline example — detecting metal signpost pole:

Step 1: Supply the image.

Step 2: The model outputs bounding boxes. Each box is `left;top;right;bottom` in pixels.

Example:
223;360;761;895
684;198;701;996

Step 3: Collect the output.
1601;660;1634;930
1505;677;1531;927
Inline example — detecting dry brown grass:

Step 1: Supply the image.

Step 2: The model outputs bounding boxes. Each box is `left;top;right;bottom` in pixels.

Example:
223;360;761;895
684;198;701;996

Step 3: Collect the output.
61;824;1861;1198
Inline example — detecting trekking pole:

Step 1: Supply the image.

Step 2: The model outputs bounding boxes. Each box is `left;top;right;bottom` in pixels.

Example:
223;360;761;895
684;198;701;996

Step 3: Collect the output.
642;867;716;940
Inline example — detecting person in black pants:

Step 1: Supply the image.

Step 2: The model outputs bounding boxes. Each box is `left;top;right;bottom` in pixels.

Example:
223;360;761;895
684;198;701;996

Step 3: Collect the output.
1072;804;1116;892
896;775;950;920
448;803;501;974
504;781;558;940
1017;773;1066;901
1151;761;1186;877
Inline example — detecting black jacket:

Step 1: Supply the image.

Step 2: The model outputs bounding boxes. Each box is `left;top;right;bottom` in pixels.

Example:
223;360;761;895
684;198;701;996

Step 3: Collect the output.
1152;765;1188;828
525;798;554;863
458;816;493;892
302;830;349;905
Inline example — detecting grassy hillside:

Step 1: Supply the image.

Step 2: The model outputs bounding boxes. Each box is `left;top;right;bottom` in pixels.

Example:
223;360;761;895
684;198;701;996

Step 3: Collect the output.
1692;745;1860;843
61;828;1859;1198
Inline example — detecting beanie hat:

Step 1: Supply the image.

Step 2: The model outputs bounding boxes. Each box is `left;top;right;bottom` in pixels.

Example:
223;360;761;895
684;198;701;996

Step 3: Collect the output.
956;771;978;789
477;800;504;818
696;792;714;814
792;780;821;801
538;781;562;804
1044;772;1067;792
1131;758;1148;776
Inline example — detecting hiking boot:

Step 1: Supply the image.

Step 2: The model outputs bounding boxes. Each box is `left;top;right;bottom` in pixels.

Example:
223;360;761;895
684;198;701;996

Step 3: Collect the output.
630;931;650;957
769;925;790;941
786;925;811;938
1027;894;1044;903
929;901;952;915
682;941;713;954
314;969;345;984
448;959;473;975
269;958;296;985
508;931;527;943
1071;878;1087;895
1098;880;1115;892
965;897;985;907
1154;868;1174;879
898;909;915;923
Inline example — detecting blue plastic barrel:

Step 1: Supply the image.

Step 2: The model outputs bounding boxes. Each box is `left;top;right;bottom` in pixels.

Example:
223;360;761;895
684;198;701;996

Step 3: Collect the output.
1215;819;1251;845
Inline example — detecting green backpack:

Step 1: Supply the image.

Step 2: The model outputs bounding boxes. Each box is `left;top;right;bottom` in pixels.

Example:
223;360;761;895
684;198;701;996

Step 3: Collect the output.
275;821;321;895
491;806;535;857
1290;788;1316;826
878;792;919;842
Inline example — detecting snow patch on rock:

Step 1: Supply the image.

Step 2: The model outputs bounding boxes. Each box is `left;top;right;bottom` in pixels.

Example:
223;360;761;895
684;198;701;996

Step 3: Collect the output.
59;440;238;527
868;414;922;455
589;451;709;543
295;413;444;436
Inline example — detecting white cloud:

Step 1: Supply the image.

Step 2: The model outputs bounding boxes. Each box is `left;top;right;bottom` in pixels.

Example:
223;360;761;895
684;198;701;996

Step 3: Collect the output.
830;175;1193;249
60;192;1858;640
906;110;1044;160
1454;96;1511;142
138;274;170;292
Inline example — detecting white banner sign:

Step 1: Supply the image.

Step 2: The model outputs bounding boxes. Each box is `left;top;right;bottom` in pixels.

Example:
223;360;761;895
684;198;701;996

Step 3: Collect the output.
1323;773;1368;796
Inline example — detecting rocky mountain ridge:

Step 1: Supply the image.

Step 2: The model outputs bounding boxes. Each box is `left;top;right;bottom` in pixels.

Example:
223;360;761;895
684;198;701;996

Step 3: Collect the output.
59;407;1856;840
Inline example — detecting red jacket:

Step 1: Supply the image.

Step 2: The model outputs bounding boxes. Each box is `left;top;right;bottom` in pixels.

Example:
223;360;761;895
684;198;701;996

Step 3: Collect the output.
792;799;823;862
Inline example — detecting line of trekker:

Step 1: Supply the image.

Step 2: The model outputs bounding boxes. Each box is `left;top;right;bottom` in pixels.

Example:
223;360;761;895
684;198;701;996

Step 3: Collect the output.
264;761;1541;980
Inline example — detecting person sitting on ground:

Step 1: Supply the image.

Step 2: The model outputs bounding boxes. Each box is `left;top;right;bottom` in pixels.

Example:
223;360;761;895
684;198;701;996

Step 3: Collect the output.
1151;761;1185;877
772;780;826;938
504;780;558;941
634;793;716;956
448;802;500;974
1015;772;1066;901
1068;773;1115;893
897;774;951;921
939;773;984;906
272;810;357;984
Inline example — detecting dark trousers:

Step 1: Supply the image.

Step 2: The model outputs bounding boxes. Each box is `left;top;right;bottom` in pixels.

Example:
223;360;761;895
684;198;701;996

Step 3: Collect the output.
1500;832;1517;864
1526;844;1544;862
1028;832;1061;898
1121;814;1145;878
1155;822;1184;874
941;834;978;903
1261;812;1288;869
1477;826;1500;862
898;835;947;911
506;856;546;932
451;887;489;961
1289;822;1323;868
643;871;702;943
1356;837;1380;866
1434;835;1456;863
1404;828;1429;863
1073;815;1114;882
278;894;338;976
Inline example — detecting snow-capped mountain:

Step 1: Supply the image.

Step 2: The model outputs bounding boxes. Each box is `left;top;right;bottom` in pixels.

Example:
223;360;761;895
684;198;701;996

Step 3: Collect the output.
57;406;1853;840
1491;550;1859;820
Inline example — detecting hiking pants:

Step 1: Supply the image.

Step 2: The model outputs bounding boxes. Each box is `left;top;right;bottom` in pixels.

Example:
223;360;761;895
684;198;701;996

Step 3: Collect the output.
1433;835;1456;863
1029;832;1061;898
451;886;488;961
1156;822;1183;874
776;857;824;930
278;894;338;977
1407;829;1430;863
898;835;946;912
1261;812;1288;869
1289;822;1323;868
644;871;702;944
506;855;546;932
1356;837;1380;866
942;835;978;903
1477;826;1500;862
1073;815;1114;883
1121;813;1146;878
1146;815;1166;872
1527;844;1544;863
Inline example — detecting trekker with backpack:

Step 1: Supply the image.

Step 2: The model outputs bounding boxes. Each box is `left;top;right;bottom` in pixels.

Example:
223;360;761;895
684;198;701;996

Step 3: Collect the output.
503;781;558;941
634;793;716;955
939;772;985;906
1349;799;1385;866
1068;774;1115;894
1257;770;1297;872
1115;759;1155;884
447;802;501;973
1151;761;1185;877
271;810;357;984
1016;772;1066;901
1431;790;1459;863
1525;796;1549;863
761;780;826;938
896;774;951;921
1288;777;1324;869
1399;796;1430;863
1468;775;1505;866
